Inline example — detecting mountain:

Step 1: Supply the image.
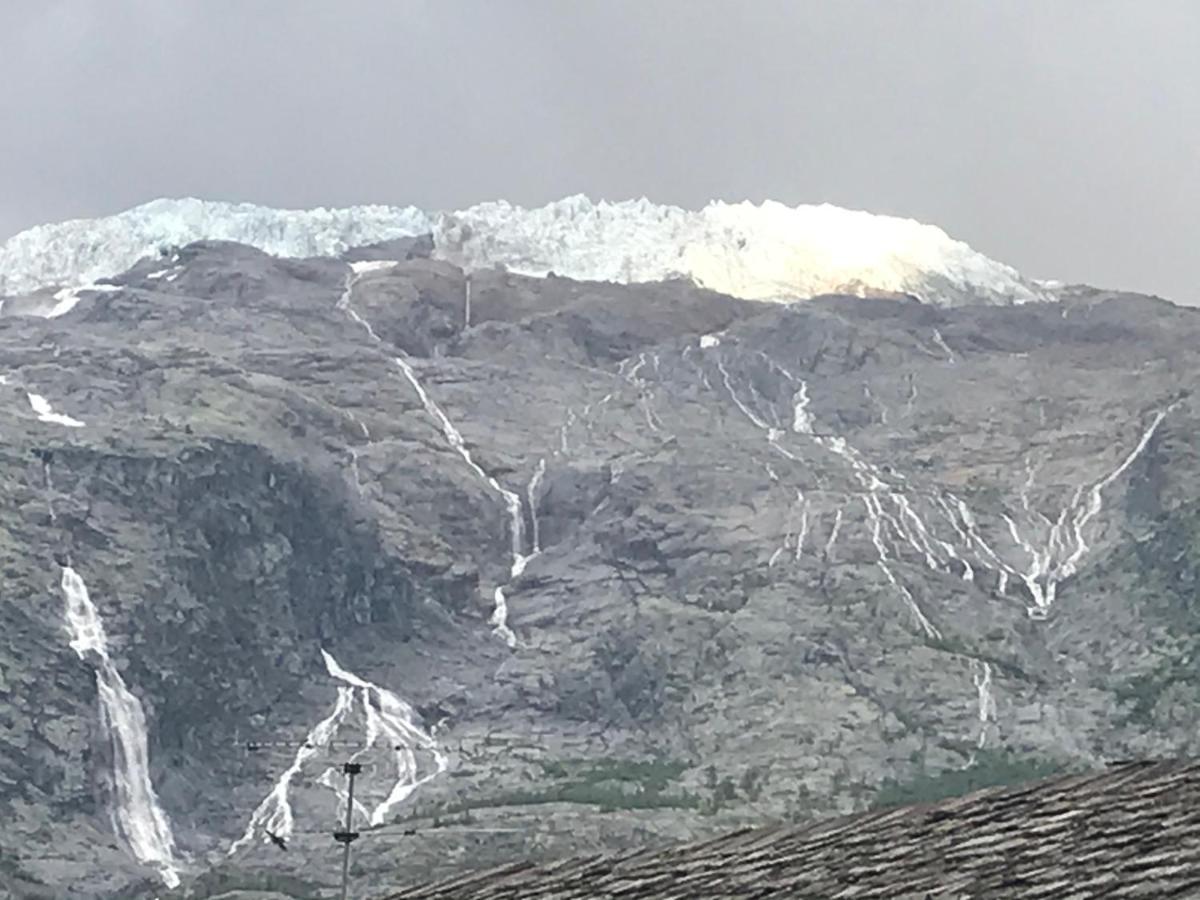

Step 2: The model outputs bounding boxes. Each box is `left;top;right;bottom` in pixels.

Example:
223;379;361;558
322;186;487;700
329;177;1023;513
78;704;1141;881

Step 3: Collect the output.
0;199;1195;899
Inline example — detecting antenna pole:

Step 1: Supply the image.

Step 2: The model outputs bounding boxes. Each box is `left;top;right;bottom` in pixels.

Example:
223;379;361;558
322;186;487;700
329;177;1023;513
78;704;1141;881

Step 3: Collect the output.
464;273;471;329
333;761;362;900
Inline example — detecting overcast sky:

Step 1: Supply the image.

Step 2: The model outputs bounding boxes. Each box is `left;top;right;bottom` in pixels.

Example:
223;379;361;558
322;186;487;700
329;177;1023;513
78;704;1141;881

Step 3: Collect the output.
2;1;1196;302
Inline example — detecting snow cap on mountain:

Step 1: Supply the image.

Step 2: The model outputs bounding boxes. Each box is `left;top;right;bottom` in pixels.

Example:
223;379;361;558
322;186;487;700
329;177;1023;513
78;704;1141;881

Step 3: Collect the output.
0;195;1050;305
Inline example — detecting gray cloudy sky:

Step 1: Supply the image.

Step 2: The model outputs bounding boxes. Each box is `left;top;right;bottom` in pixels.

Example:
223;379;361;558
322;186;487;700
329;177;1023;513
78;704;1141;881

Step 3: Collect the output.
2;1;1196;301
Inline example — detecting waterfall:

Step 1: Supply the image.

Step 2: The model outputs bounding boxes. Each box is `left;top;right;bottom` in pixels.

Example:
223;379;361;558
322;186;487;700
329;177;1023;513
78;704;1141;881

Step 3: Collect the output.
338;268;536;646
230;649;445;852
59;566;181;888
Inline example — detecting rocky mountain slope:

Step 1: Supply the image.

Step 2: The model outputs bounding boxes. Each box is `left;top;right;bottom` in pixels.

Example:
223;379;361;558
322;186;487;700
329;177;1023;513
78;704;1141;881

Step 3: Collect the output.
0;202;1196;898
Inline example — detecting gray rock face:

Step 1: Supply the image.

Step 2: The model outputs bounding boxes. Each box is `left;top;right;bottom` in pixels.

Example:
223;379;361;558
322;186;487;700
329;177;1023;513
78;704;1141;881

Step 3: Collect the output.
0;245;1198;898
341;234;434;264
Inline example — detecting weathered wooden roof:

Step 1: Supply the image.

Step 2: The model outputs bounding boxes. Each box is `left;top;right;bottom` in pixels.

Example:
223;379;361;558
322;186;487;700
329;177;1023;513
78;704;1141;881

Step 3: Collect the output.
382;760;1200;899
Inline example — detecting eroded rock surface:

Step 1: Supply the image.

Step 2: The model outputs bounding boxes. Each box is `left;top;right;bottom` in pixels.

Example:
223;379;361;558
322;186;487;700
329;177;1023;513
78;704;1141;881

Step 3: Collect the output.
1;243;1197;898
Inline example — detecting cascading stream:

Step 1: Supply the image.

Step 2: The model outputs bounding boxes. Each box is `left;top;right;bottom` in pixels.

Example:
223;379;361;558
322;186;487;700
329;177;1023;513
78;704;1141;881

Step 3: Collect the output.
970;660;997;756
230;649;444;852
228;686;354;855
527;458;546;554
59;567;182;888
337;264;536;646
703;339;945;637
700;338;1174;757
320;650;448;825
1002;406;1173;618
39;429;180;887
713;338;1176;620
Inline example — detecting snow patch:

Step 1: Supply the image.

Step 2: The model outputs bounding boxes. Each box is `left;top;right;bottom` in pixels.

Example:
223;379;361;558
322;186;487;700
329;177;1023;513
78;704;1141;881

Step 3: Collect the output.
49;288;83;317
349;259;400;275
38;283;121;319
28;392;85;427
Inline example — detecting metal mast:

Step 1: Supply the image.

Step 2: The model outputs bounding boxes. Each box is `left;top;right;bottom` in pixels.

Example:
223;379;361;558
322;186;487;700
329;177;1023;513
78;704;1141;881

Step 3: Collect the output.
333;761;363;900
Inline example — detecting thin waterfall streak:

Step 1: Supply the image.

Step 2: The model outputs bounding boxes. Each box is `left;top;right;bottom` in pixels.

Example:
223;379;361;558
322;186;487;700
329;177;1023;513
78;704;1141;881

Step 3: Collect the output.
528;458;546;554
338;274;532;646
228;685;354;855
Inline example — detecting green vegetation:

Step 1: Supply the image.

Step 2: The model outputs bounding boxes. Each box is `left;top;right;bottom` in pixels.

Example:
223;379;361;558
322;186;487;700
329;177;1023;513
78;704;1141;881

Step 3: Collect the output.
871;749;1070;809
444;757;773;817
1104;502;1200;725
478;782;698;813
697;762;769;815
112;867;327;900
539;757;689;792
1114;651;1199;726
425;757;701;819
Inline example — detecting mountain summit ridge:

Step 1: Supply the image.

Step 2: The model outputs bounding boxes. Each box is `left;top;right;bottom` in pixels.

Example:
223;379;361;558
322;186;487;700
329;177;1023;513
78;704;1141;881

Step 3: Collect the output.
0;195;1051;306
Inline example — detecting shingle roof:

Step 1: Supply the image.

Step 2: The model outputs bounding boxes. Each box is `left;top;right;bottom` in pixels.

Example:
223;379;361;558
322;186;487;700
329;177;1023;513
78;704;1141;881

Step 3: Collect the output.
382;760;1200;899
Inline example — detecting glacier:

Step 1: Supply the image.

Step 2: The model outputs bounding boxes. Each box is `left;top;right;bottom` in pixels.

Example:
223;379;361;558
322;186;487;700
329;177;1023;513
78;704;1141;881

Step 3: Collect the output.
0;198;431;298
0;195;1051;306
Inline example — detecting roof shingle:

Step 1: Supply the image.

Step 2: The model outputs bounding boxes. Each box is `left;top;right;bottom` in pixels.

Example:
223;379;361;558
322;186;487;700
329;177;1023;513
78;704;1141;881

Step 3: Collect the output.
383;760;1200;899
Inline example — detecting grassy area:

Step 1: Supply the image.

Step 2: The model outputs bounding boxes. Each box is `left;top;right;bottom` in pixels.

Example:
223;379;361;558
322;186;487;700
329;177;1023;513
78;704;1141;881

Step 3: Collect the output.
485;781;700;813
123;868;327;900
1114;651;1199;726
539;757;689;792
871;749;1069;809
425;757;701;821
1103;502;1200;726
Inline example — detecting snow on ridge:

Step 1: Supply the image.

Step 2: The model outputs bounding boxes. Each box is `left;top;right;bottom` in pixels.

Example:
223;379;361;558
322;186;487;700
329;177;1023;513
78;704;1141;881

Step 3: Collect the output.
0;194;1050;305
0;197;432;297
434;195;1050;305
